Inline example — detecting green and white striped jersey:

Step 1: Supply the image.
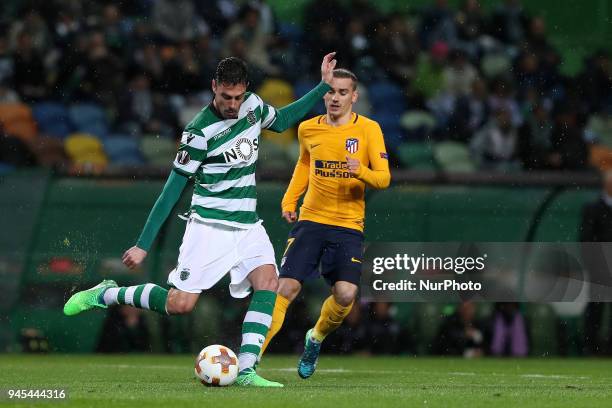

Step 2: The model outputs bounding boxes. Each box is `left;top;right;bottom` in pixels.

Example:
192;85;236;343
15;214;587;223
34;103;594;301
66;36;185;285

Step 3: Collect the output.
173;92;277;228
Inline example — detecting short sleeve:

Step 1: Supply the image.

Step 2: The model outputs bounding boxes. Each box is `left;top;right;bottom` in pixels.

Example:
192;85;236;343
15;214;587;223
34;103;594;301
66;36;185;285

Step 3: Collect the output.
172;130;208;176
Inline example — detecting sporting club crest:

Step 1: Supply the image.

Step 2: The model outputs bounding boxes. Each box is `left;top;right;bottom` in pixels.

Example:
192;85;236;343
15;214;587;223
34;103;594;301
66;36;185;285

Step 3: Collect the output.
345;138;359;154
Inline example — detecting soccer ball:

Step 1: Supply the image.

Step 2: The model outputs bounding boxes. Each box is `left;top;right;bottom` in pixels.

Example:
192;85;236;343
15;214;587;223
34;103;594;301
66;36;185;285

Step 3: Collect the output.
194;345;239;386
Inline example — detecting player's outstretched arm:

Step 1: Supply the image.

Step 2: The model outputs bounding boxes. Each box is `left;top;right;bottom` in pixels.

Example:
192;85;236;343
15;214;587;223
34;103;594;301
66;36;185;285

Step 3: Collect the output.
123;170;189;269
266;52;337;133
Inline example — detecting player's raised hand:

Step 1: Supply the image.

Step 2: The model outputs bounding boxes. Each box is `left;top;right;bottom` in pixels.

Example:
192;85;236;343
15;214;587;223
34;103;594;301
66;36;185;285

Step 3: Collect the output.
282;211;298;223
346;155;361;176
321;52;337;85
122;246;147;269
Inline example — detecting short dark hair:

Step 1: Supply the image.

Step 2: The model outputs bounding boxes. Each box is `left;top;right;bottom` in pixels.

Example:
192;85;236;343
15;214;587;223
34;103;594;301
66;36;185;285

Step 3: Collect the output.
215;57;249;86
332;68;358;90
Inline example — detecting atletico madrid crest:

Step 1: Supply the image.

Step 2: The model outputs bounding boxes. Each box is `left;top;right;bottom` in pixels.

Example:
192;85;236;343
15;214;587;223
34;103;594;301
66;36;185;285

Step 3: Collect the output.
345;138;359;154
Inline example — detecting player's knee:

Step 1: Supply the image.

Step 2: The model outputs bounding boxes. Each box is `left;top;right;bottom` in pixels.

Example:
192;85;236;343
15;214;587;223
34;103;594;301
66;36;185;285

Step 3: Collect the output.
278;279;301;302
258;274;278;292
333;286;358;307
166;297;195;315
334;292;355;307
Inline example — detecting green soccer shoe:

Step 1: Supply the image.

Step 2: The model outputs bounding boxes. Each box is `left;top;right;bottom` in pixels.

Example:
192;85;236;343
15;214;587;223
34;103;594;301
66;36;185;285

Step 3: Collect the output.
234;368;284;387
63;279;117;316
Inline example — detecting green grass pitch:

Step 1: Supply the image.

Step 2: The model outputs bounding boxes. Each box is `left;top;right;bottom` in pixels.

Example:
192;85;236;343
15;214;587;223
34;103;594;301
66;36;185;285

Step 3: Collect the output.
1;355;611;407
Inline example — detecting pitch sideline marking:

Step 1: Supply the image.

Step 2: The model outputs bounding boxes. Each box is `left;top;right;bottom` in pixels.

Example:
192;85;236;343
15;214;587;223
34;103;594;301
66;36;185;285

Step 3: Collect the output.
89;364;591;380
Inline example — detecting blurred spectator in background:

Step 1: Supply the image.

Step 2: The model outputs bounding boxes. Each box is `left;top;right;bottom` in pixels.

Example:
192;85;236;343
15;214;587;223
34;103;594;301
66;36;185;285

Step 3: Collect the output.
437;77;489;143
518;102;554;170
371;15;419;86
586;104;612;171
303;0;348;73
434;301;487;357
548;104;589;170
470;107;520;171
453;0;486;58
490;302;529;357
420;0;456;50
97;305;151;352
9;9;51;53
153;0;209;43
579;50;612;113
223;4;280;85
490;0;528;45
414;41;449;100
580;170;612;355
0;32;13;85
12;32;47;102
117;70;178;138
368;302;401;354
77;31;124;107
488;78;522;127
159;41;206;96
100;4;130;57
0;81;19;103
0;0;606;174
443;49;478;96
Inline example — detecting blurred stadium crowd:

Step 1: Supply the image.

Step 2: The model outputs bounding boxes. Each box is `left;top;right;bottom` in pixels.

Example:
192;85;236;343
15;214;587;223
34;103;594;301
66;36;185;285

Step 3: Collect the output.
1;0;611;358
0;0;611;174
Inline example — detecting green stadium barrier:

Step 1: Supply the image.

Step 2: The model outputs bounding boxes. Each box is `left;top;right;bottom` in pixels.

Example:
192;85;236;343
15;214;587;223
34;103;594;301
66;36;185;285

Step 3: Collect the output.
1;172;602;353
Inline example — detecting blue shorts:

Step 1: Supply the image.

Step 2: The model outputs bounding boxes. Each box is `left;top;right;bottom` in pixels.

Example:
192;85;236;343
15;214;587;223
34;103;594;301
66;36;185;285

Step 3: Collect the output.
279;220;364;286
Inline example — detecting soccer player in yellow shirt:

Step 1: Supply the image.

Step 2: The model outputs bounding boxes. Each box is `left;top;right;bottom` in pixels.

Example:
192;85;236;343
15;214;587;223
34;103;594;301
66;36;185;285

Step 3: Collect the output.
259;68;391;378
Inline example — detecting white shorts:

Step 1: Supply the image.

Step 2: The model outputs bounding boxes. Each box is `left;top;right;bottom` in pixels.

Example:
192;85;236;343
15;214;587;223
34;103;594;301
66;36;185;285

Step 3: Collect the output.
167;217;278;298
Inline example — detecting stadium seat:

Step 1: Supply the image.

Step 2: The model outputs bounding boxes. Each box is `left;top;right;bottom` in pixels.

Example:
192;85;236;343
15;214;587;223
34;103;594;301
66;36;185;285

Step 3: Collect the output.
368;81;406;114
400;110;436;142
103;135;145;165
396;142;437;170
140;135;177;166
0;162;15;174
480;53;512;79
64;133;108;166
277;22;304;43
32;102;72;139
0;103;38;142
433;141;477;172
294;80;325;115
258;79;297;145
371;111;404;150
68;103;109;139
293;79;318;98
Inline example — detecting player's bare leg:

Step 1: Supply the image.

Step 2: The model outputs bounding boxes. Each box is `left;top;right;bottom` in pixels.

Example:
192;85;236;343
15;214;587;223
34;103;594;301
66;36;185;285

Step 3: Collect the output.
299;280;358;379
165;288;199;314
259;277;302;358
234;264;284;387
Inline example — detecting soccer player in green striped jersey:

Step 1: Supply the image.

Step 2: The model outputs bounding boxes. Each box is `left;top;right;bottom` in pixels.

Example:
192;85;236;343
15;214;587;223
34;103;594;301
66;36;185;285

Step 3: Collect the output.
64;53;338;387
